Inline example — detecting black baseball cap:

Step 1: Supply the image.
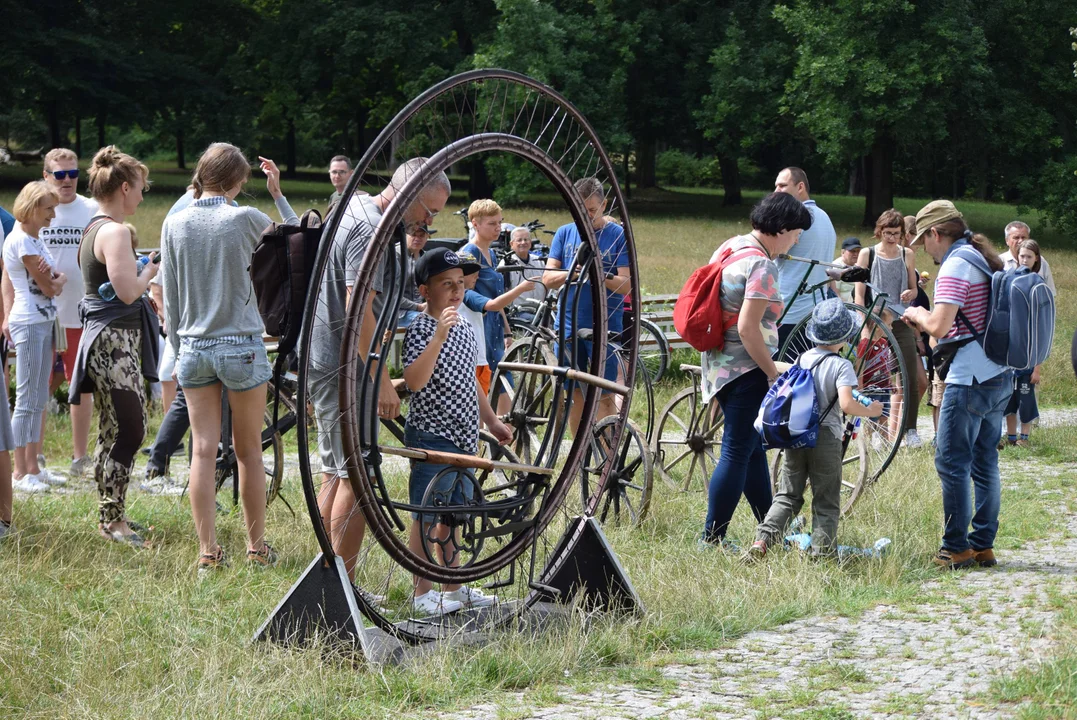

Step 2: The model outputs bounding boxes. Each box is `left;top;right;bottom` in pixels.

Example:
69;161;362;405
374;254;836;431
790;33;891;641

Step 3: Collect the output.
841;237;863;251
414;246;479;286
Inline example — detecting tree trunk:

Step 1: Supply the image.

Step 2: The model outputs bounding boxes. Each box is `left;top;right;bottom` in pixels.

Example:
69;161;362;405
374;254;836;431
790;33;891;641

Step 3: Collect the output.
74;114;82;157
636;138;656;189
974;154;988;200
862;138;894;228
47;100;61;148
97;107;107;148
622;152;631;199
285;118;297;178
176;124;186;170
718;155;742;206
469;157;494;200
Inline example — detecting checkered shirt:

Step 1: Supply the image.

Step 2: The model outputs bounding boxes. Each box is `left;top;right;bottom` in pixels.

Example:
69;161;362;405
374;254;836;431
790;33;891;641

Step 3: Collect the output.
403;312;480;454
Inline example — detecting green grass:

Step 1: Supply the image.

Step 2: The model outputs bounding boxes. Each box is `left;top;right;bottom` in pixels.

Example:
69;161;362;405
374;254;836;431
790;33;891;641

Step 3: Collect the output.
1;421;1075;718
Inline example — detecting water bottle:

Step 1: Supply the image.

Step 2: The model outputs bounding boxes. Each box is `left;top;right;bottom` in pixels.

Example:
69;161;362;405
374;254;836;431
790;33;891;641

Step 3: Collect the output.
851;388;873;407
99;255;150;301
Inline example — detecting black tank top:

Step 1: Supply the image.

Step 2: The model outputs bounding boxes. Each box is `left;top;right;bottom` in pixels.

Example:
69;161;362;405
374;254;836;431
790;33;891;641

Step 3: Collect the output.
79;216;140;329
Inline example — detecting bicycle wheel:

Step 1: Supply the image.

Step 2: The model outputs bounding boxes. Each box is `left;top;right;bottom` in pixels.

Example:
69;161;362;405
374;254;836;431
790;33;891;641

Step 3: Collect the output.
652;386;723;492
489;337;564;466
637;317;669;384
579;417;653;526
772;303;908;515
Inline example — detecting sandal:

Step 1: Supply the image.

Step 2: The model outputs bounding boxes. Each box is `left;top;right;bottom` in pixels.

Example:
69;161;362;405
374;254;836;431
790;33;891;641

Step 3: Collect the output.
197;545;229;576
247;541;278;569
99;524;145;548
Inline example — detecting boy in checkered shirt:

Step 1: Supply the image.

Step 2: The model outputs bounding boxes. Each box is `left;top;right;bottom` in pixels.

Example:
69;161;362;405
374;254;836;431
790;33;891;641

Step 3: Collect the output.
402;248;513;616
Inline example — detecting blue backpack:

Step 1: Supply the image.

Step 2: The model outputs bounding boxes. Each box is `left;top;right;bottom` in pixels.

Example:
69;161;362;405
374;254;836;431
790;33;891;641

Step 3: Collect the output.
754;352;840;450
950;245;1055;372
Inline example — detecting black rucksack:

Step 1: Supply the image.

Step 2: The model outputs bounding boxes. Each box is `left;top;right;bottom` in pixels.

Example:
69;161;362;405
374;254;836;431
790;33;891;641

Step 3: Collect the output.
250;209;324;418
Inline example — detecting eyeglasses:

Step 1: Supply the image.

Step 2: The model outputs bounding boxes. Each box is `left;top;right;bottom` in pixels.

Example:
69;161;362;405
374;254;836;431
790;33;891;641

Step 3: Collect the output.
416;196;439;220
47;169;79;180
881;230;903;239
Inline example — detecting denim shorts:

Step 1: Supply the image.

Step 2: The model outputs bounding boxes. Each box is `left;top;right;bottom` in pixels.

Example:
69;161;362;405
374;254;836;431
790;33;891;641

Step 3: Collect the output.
176;335;272;391
405;425;475;523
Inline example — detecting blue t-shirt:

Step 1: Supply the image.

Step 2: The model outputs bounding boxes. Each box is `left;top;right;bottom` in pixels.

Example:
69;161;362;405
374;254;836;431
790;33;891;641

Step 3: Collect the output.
461;242;505;367
775;199;836;326
549;221;628;336
0;206;14;237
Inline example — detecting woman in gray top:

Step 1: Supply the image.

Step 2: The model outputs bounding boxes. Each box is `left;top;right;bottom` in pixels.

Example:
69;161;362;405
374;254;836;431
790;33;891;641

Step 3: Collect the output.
854;208;921;449
161;143;297;575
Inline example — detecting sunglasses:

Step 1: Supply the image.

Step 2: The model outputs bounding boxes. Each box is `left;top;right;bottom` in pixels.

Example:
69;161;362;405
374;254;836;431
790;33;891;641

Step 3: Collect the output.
47;169;79;180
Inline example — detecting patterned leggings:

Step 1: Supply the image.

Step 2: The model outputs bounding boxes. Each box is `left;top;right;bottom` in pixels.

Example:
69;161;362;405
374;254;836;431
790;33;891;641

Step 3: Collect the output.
86;327;146;525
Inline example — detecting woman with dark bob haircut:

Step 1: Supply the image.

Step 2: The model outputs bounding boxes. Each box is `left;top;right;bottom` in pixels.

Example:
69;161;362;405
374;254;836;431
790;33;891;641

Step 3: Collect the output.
700;192;812;549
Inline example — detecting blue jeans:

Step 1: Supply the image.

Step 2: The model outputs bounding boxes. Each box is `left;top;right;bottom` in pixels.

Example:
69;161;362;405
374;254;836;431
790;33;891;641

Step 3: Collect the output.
935;374;1012;553
704;368;772;541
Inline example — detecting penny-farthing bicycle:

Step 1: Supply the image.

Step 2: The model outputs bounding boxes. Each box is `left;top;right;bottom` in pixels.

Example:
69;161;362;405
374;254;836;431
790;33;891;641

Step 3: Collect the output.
289;70;642;650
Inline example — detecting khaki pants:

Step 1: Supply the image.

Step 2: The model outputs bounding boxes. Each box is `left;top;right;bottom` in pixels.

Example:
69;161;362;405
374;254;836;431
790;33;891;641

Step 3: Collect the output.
756;430;844;553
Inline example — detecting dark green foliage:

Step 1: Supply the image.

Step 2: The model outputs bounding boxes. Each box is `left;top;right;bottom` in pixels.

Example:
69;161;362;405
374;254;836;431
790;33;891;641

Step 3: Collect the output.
1;1;1074;226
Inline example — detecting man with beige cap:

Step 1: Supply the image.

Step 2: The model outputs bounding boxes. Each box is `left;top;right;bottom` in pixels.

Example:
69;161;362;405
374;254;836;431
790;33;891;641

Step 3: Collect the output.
902;200;1012;571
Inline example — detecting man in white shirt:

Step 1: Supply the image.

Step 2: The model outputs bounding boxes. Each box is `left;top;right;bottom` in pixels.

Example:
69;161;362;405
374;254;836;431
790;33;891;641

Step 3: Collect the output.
40;148;99;476
998;221;1056;295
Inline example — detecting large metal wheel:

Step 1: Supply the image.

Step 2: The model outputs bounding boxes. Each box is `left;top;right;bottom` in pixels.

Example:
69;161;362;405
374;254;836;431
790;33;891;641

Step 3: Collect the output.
769;302;909;516
652;385;723;492
294;70;641;644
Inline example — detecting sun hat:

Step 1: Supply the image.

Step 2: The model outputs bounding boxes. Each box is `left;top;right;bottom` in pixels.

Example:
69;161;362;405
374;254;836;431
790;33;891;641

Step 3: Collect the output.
912;200;963;246
805;297;859;345
414;246;479;286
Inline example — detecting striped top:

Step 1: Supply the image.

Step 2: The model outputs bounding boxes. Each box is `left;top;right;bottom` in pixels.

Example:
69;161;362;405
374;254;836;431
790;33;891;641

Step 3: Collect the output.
933;242;1005;385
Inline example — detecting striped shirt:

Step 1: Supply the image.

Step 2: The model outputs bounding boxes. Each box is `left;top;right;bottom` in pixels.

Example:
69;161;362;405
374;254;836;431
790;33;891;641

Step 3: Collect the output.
934;243;1006;385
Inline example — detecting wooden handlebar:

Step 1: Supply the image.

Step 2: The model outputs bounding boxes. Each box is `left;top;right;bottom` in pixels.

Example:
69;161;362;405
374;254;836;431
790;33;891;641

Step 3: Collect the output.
380;445;555;476
496;361;630;396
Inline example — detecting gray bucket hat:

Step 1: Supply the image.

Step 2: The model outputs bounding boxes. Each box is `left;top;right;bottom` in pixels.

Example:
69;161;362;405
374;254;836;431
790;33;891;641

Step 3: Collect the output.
805;297;859;345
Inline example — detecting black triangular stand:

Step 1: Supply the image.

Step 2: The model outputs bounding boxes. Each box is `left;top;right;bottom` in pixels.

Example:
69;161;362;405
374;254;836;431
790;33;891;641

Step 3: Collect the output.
535;515;645;615
252;553;372;652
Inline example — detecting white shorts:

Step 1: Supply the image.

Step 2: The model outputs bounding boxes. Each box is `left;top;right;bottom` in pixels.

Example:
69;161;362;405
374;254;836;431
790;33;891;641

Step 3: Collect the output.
158;337;176;381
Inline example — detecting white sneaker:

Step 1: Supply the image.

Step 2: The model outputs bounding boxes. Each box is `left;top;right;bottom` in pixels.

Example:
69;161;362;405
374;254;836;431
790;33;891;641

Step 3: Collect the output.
412;591;462;616
13;475;50;493
904;429;923;449
442;585;498;609
38;469;66;486
870;433;885;452
69;456;93;478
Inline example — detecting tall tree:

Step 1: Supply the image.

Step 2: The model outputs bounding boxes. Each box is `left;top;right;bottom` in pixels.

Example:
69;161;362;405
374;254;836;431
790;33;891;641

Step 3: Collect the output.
698;1;795;205
775;0;991;226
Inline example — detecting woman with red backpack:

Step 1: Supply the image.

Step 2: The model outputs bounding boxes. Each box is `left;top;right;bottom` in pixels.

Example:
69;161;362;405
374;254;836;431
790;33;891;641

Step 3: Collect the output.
700;192;812;549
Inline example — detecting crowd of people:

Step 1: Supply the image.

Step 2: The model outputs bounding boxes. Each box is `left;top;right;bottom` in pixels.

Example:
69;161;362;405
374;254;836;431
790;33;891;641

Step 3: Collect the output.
0;150;1057;600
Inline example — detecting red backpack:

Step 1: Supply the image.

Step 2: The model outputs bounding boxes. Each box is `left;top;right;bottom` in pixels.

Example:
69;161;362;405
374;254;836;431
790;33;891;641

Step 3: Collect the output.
673;240;766;353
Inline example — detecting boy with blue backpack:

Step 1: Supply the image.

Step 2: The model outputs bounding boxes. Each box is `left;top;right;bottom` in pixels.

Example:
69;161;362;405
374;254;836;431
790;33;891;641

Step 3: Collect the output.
749;298;883;559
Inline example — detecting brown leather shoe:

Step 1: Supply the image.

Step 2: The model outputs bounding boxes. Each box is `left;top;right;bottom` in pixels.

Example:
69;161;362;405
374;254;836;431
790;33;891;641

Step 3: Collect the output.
971;548;997;567
933;547;976;569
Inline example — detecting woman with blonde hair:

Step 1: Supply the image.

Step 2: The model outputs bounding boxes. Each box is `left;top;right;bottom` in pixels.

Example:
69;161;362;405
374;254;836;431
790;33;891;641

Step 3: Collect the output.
66;147;160;546
2;181;67;494
161;142;297;574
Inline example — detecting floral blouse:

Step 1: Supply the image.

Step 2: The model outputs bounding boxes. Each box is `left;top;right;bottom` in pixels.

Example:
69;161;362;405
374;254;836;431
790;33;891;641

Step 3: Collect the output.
700;234;784;403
